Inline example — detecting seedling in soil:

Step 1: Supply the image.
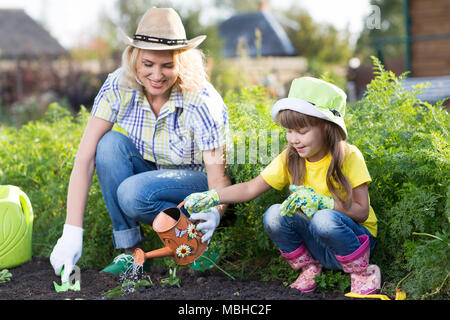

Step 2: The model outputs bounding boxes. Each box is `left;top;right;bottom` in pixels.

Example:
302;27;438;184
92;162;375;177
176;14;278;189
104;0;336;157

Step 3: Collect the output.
104;279;153;298
104;261;153;298
160;267;181;288
0;269;12;283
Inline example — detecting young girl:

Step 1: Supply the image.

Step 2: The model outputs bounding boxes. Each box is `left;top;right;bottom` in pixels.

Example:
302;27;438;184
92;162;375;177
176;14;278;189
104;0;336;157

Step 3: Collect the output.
184;77;381;295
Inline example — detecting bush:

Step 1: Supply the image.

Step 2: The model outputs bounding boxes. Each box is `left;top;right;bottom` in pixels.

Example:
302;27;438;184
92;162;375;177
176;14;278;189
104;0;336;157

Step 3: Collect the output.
0;104;115;269
345;57;449;299
0;59;448;298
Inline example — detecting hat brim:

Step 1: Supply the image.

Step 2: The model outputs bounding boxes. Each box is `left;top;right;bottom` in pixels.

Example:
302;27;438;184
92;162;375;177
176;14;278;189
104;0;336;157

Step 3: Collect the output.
271;97;347;138
118;28;206;50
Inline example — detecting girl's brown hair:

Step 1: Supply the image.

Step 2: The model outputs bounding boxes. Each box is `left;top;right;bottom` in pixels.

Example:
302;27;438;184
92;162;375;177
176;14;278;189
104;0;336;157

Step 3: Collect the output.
277;110;352;208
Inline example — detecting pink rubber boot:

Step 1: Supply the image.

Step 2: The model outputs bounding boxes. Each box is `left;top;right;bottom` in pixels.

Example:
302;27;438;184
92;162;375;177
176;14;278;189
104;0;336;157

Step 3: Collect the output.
280;244;322;293
335;234;381;295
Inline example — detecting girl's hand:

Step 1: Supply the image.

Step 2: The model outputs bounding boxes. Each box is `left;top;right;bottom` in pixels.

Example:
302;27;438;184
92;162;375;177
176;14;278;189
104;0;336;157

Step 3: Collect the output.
184;190;220;214
280;185;334;217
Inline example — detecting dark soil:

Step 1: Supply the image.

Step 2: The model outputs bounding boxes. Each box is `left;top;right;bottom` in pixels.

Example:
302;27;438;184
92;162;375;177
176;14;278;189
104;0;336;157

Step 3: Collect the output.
0;257;350;301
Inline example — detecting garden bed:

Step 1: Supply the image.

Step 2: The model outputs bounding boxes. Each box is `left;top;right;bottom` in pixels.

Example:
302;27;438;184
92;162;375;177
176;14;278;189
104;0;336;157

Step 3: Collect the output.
0;257;349;300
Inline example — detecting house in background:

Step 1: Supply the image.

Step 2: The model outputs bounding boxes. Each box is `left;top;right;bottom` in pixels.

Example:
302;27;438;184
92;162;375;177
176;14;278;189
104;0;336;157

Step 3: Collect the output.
219;3;296;58
0;9;68;105
401;0;450;107
0;9;67;59
217;3;306;97
350;0;449;107
0;9;117;113
406;0;450;77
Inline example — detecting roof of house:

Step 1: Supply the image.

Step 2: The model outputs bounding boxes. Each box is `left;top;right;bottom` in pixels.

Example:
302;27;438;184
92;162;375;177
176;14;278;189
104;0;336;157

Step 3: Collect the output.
401;75;450;103
0;9;67;59
218;11;296;58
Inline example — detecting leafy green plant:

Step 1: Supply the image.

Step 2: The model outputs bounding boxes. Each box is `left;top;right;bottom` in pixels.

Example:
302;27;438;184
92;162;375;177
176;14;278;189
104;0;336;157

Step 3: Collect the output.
104;279;152;298
346;57;449;299
160;267;181;288
314;270;350;294
0;269;12;283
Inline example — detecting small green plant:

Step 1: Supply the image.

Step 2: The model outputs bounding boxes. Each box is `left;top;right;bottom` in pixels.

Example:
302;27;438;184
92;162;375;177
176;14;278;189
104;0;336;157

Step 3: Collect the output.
0;269;12;283
160;267;181;288
104;279;152;298
314;270;350;294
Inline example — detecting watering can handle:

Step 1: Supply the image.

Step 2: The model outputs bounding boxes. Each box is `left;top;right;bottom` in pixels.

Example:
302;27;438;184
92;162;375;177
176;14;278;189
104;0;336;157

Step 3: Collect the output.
177;201;186;209
17;187;34;226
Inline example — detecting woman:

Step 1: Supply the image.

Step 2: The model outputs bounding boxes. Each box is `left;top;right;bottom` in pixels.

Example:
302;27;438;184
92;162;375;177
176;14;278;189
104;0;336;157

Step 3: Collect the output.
50;8;230;281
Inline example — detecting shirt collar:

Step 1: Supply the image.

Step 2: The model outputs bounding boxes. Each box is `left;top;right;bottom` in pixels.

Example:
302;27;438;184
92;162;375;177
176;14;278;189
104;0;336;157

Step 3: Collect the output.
139;86;183;116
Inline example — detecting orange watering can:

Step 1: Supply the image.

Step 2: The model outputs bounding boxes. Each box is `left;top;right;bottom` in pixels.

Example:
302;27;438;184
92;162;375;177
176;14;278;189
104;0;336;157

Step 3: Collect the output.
133;202;207;266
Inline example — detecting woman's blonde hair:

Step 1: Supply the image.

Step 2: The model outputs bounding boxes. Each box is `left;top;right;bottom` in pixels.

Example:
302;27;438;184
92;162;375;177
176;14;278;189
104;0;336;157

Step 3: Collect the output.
277;110;352;208
119;46;208;92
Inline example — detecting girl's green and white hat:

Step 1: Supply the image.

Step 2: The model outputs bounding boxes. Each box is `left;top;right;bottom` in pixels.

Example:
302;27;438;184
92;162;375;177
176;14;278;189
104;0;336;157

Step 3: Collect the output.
271;77;348;138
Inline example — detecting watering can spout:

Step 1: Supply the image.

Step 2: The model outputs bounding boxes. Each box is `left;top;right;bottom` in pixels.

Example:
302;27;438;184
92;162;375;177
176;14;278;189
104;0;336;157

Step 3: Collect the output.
133;247;172;266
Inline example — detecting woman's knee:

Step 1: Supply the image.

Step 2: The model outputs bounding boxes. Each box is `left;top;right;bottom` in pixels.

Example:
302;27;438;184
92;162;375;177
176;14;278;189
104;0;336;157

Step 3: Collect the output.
95;131;129;167
117;177;150;219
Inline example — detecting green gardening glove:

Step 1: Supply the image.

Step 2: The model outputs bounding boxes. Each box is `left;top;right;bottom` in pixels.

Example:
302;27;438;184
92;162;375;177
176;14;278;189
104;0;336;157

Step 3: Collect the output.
280;185;334;218
184;190;220;214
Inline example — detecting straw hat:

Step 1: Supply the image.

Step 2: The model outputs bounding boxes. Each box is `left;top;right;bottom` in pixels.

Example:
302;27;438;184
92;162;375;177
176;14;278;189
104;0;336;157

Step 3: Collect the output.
271;77;348;138
118;7;206;50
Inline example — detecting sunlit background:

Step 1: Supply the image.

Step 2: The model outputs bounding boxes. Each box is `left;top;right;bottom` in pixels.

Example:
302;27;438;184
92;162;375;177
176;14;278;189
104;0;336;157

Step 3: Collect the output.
0;0;448;125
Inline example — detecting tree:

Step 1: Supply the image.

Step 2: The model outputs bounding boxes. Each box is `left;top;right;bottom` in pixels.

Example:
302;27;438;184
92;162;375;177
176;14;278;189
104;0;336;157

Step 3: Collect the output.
283;9;353;65
354;0;406;64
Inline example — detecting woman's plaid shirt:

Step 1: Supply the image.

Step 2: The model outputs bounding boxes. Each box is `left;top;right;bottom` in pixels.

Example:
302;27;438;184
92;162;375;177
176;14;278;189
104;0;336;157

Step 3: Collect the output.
91;68;229;172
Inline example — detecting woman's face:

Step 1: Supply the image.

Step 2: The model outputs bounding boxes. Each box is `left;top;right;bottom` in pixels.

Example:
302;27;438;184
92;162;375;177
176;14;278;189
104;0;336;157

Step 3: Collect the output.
136;49;179;101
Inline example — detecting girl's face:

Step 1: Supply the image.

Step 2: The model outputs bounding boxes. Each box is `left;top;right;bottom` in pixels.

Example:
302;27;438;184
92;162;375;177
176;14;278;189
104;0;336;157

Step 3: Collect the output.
136;49;179;101
286;126;328;162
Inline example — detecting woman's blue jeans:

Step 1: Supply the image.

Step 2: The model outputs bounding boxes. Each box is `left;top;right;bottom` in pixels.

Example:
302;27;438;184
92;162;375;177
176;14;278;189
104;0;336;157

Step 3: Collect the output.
95;131;209;249
263;204;376;270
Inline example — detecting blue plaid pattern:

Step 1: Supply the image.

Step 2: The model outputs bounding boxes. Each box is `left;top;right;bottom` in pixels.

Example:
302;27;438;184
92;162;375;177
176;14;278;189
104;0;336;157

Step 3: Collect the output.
92;68;228;171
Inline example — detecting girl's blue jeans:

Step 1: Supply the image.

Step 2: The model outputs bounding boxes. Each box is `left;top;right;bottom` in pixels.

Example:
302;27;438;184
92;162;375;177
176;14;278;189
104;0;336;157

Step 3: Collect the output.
95;131;209;249
263;204;377;270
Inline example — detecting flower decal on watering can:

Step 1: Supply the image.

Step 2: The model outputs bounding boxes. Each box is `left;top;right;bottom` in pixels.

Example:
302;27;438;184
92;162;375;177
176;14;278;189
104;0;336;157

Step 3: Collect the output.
176;244;192;258
187;224;197;240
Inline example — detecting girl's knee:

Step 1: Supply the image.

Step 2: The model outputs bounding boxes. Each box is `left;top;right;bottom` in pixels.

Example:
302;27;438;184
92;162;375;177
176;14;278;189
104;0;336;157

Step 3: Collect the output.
263;204;283;234
310;209;338;237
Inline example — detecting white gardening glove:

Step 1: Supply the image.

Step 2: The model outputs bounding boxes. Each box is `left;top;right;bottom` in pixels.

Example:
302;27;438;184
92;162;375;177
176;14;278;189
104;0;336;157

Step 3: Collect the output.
50;224;83;282
189;208;220;243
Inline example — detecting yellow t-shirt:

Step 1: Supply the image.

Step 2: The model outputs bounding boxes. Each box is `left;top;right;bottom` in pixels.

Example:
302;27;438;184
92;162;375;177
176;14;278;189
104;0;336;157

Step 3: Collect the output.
260;144;377;237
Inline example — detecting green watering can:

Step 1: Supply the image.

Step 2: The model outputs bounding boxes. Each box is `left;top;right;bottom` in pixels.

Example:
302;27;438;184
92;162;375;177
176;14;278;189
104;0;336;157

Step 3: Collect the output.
0;185;33;269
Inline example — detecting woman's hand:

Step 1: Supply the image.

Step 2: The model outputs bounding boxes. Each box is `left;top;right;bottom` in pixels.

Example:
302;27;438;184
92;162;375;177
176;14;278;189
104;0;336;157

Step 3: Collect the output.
189;208;221;243
50;224;84;282
280;185;334;217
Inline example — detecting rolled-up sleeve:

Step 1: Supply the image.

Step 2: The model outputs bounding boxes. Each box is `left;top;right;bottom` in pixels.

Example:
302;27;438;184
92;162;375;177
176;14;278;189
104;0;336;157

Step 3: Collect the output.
189;87;229;151
91;70;122;123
